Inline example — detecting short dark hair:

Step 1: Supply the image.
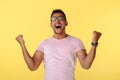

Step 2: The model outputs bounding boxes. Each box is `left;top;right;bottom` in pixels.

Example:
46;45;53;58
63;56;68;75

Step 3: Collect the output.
50;9;67;22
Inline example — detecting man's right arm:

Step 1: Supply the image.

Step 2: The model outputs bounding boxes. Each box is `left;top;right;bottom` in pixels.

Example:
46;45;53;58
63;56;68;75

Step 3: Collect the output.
16;34;44;71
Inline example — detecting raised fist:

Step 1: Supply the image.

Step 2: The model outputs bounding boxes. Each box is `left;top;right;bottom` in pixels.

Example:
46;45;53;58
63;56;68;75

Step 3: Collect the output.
92;31;102;42
16;34;25;45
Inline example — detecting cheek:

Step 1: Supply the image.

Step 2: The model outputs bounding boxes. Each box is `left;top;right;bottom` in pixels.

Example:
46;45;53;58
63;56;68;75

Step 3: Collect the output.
50;23;54;27
62;23;67;27
61;21;67;26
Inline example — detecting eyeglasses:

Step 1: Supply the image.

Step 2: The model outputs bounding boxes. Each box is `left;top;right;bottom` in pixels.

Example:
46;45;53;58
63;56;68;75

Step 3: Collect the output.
51;16;65;22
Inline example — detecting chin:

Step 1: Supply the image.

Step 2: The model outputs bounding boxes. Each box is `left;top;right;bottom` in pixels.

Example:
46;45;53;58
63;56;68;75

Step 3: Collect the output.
55;32;62;34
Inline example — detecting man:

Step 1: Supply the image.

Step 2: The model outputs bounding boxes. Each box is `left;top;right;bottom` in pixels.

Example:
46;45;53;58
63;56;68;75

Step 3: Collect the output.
16;9;102;80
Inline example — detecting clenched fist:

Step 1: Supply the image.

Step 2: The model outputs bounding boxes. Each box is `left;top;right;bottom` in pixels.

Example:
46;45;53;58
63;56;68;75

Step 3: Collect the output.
16;34;25;45
92;31;102;43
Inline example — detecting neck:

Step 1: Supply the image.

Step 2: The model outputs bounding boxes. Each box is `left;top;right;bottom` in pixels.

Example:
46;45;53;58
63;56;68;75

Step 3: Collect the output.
53;33;68;39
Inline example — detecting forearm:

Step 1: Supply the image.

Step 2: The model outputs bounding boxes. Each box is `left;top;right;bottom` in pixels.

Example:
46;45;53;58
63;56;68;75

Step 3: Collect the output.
20;43;36;70
84;46;96;69
78;31;101;69
83;31;101;69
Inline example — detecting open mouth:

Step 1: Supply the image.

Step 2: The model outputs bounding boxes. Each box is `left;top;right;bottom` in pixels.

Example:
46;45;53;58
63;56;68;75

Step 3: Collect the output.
55;24;61;29
56;26;61;29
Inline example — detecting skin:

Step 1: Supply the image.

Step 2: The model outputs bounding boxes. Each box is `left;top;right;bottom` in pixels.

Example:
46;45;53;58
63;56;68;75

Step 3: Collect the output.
16;13;102;71
50;13;68;39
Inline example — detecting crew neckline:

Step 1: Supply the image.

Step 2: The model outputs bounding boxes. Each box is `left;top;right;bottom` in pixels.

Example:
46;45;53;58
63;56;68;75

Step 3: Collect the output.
51;35;70;41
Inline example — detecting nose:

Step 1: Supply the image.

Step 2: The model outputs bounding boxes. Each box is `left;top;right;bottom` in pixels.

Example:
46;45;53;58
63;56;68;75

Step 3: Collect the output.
55;19;60;23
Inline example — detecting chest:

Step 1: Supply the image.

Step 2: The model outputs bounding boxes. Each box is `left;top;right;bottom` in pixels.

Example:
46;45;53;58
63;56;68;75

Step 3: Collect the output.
43;41;78;60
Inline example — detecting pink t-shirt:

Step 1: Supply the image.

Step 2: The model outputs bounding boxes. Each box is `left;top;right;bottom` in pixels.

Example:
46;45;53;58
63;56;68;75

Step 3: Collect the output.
37;35;85;80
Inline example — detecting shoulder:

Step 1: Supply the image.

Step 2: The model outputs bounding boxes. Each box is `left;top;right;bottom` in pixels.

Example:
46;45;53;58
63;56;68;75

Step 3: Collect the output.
37;37;52;50
68;35;83;42
38;37;53;45
69;35;85;50
68;35;85;47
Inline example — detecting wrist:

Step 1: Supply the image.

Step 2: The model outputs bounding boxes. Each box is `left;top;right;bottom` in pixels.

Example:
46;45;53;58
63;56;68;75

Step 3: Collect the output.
20;42;25;46
91;42;98;47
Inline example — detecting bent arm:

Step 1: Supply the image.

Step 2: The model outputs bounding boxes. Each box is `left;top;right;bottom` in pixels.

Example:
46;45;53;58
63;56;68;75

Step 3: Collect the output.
77;46;96;69
16;35;44;71
77;31;102;69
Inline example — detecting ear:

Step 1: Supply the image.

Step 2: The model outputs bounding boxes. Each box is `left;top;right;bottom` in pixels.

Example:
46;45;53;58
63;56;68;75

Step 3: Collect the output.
65;22;68;26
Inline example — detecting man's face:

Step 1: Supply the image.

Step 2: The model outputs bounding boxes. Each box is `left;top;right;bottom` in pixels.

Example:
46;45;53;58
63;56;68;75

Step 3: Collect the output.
50;13;68;34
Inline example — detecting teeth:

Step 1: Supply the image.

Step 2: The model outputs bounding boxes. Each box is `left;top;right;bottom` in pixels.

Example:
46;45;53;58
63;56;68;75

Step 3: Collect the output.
56;24;61;29
56;26;61;29
56;24;61;26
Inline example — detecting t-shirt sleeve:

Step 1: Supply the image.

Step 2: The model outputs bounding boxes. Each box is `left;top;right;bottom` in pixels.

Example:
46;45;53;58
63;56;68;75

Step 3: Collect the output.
75;39;86;52
37;41;45;53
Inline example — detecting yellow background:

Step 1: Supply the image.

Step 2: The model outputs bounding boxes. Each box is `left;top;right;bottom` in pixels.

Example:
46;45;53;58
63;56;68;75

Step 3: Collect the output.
0;0;120;80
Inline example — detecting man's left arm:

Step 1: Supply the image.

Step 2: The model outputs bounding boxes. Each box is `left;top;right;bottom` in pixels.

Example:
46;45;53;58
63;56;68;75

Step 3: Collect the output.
77;31;102;69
